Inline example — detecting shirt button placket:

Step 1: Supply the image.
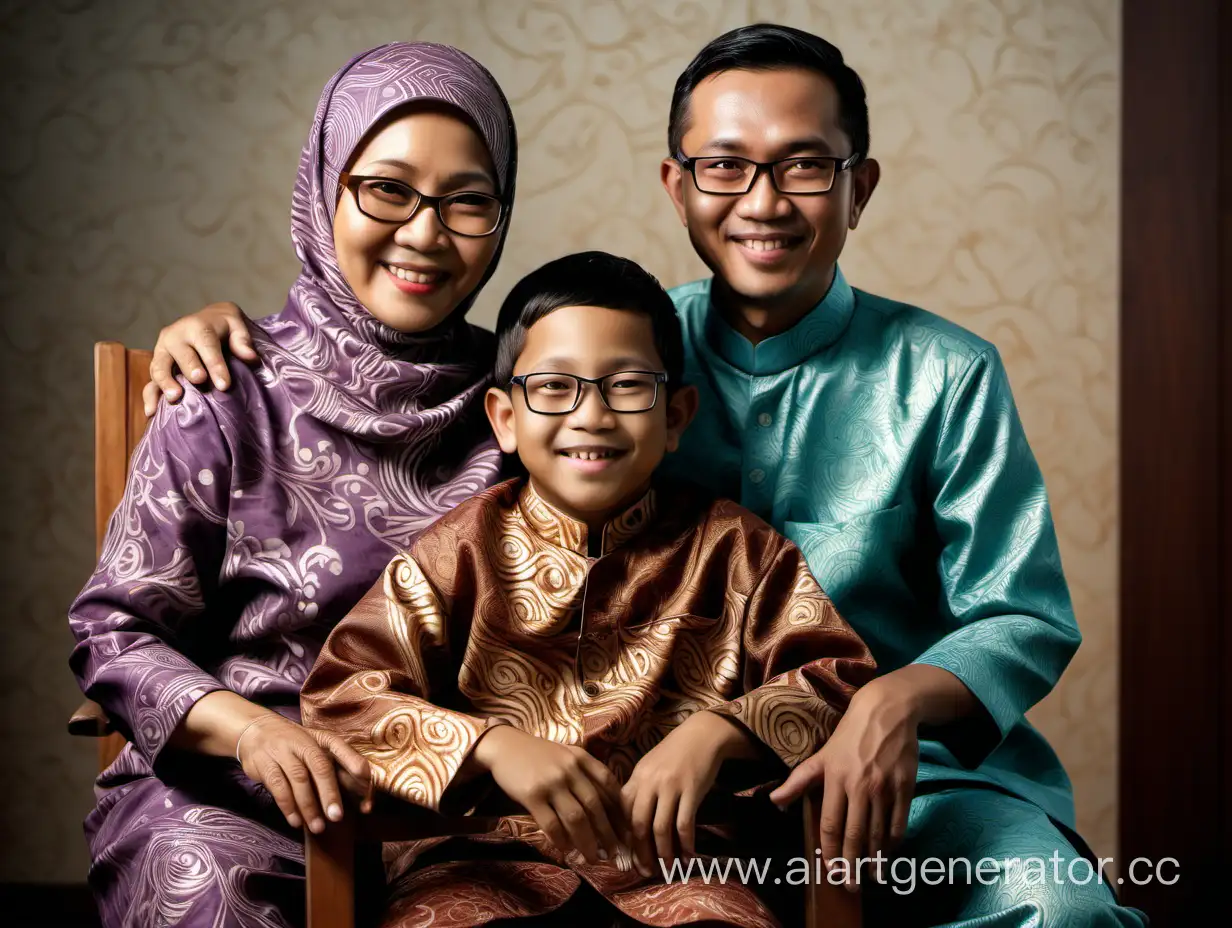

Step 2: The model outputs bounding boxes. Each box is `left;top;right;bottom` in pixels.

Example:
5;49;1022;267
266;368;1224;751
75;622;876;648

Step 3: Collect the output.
744;379;778;516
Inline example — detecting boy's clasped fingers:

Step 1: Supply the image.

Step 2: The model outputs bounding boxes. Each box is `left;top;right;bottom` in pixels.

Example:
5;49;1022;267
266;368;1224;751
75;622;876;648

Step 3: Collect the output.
490;734;626;866
310;728;375;813
567;754;624;860
622;772;694;879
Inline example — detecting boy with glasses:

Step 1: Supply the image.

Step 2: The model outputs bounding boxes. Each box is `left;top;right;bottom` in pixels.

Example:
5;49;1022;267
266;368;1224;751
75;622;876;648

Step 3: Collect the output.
300;250;876;928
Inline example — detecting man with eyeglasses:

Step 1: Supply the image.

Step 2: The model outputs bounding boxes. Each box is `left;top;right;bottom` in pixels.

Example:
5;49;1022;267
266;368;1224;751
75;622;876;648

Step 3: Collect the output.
657;24;1145;928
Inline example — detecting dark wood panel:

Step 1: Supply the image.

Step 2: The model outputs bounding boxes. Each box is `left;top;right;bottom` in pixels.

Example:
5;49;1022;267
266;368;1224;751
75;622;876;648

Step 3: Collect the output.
1219;0;1232;901
0;884;99;927
1119;0;1227;924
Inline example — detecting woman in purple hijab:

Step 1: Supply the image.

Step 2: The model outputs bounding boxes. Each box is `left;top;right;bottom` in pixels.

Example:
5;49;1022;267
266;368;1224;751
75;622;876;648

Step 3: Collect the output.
69;42;517;927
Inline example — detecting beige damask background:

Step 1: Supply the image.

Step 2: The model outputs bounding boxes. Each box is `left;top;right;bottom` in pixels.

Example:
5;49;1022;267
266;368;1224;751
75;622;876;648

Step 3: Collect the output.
0;0;1119;882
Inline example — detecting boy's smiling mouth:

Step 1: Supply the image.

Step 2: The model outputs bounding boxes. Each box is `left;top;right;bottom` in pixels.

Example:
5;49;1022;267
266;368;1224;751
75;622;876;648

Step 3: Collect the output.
557;445;629;470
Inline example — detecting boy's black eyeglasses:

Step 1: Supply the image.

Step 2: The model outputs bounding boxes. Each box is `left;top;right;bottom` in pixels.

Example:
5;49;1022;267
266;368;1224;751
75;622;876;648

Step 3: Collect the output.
509;371;669;414
673;151;862;196
338;172;504;237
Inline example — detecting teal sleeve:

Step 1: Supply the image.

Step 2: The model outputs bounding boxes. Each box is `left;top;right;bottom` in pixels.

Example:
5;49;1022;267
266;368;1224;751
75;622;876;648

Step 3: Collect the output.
914;348;1081;769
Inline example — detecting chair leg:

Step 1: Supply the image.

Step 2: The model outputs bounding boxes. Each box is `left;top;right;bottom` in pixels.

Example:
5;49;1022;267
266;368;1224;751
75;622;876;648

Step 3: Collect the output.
803;791;862;928
305;814;357;928
98;732;125;770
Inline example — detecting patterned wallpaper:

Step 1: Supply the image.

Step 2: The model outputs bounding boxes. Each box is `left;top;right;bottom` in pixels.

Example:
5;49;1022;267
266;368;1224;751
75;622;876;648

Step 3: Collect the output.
0;0;1119;882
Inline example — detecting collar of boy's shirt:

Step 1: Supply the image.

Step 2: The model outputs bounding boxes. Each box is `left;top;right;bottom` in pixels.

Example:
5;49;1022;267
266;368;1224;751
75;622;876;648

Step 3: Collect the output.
516;478;657;558
703;263;856;376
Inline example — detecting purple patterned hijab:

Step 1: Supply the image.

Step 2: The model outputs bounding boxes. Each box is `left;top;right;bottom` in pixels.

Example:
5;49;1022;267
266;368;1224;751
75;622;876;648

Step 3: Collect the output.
251;41;516;506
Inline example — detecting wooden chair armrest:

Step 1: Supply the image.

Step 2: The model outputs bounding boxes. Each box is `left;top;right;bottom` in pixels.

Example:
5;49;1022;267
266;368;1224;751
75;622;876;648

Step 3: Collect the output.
305;781;862;928
346;777;784;844
306;801;359;928
354;793;506;843
67;698;115;737
803;789;862;928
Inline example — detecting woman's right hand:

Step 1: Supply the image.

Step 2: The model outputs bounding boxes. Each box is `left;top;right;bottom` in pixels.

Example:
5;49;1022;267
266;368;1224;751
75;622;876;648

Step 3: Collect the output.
235;713;375;834
143;301;257;416
472;727;626;865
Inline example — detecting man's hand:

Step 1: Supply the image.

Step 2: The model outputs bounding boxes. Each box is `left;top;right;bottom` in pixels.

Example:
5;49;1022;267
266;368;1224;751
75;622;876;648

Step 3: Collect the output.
621;711;760;878
471;727;625;865
769;664;977;890
769;676;920;890
143;301;257;415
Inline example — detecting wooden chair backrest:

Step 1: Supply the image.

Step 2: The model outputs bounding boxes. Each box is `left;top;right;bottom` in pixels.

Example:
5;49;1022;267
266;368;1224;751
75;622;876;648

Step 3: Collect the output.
93;341;152;770
95;341;153;552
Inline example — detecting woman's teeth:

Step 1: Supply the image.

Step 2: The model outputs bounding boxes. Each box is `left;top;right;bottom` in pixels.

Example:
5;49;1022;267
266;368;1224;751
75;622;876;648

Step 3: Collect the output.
737;239;789;251
561;450;619;460
384;264;442;283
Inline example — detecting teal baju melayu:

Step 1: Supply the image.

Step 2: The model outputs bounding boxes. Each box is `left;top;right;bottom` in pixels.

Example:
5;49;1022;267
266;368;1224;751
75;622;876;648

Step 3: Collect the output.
663;268;1148;927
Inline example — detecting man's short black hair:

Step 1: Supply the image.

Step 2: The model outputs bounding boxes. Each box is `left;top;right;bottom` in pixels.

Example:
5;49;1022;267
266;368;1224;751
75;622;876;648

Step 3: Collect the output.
492;251;684;388
668;23;870;160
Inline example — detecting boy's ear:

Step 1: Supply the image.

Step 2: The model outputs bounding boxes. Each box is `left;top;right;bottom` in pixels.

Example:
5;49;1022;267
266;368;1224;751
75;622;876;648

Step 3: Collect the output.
664;384;699;453
485;387;519;455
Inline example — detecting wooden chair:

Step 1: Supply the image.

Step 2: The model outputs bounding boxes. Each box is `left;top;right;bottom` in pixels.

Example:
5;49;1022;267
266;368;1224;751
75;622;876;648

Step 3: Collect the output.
305;782;862;928
66;341;153;771
67;342;862;927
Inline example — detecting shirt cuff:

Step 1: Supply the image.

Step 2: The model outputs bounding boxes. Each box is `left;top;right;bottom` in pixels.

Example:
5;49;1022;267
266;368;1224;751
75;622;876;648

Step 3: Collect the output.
708;679;839;769
102;642;228;767
910;653;1010;770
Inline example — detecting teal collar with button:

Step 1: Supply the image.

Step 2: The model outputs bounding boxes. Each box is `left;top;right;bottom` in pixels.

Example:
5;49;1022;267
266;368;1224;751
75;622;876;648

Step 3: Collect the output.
704;265;856;375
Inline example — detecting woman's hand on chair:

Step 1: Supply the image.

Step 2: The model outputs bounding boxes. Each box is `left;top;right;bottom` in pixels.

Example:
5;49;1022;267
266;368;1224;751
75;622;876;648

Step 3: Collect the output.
472;726;625;866
143;301;258;415
235;712;374;834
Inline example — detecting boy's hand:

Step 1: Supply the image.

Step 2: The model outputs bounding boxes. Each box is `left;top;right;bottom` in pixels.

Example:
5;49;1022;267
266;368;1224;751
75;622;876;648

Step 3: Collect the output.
472;727;625;865
143;301;258;414
621;711;759;878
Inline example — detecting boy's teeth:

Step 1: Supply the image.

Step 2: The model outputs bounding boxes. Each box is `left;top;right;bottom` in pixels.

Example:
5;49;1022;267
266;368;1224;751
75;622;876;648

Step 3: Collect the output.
739;239;788;251
386;264;441;283
563;450;616;460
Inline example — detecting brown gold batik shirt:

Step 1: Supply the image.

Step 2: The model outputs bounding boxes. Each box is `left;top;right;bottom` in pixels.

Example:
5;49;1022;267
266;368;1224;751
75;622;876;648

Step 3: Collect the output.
301;477;876;928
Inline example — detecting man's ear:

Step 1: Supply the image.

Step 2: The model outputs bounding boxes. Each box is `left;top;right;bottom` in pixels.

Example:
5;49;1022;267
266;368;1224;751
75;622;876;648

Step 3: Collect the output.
661;158;689;227
849;157;880;229
664;384;699;452
485;387;519;455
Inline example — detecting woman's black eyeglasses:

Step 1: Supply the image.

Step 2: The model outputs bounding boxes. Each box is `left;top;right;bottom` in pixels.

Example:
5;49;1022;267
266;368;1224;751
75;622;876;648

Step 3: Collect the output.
338;172;504;237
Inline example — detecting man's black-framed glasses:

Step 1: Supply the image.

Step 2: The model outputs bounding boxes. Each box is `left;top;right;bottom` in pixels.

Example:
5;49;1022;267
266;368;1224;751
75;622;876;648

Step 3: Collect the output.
510;371;669;415
674;151;863;195
338;172;504;237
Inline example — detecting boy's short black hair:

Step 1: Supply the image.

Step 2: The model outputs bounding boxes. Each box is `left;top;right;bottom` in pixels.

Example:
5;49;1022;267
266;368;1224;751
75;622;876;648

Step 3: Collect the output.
492;251;684;388
668;23;870;160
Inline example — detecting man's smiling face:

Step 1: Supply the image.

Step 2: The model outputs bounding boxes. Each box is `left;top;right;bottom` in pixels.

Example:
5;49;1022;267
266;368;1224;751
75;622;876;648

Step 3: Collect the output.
662;67;878;337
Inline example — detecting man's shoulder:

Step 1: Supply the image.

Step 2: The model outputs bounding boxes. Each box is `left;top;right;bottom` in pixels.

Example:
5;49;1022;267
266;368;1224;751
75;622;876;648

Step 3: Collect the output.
667;277;712;318
853;287;995;367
